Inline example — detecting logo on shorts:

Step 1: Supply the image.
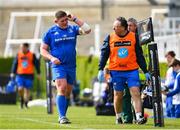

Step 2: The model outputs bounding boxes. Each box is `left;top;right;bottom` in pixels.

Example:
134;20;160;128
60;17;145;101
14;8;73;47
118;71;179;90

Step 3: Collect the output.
118;48;128;58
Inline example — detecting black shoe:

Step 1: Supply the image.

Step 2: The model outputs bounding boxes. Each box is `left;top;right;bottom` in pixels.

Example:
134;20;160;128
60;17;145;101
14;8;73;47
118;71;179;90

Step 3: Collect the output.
116;117;123;124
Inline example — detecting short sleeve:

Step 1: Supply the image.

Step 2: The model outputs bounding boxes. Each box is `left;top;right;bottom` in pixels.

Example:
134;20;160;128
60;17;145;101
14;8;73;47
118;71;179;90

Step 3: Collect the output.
42;31;51;45
73;25;80;35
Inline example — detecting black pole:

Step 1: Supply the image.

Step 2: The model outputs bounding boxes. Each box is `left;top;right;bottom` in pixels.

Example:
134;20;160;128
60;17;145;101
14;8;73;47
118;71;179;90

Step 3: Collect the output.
148;43;164;127
137;17;164;127
45;61;53;114
148;17;164;127
149;17;154;42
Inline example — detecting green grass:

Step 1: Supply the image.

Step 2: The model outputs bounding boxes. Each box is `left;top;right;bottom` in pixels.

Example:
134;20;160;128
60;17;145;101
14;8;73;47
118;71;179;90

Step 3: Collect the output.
0;105;180;129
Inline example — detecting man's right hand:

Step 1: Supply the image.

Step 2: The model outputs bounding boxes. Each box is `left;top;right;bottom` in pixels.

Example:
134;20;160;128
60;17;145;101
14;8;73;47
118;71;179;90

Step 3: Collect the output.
10;73;15;79
50;57;61;65
98;70;104;82
66;11;77;21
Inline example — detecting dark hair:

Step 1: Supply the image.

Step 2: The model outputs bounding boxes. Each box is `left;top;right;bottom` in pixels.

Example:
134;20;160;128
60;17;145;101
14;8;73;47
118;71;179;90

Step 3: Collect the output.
116;16;128;30
55;10;67;19
170;59;180;67
22;43;29;48
165;51;176;58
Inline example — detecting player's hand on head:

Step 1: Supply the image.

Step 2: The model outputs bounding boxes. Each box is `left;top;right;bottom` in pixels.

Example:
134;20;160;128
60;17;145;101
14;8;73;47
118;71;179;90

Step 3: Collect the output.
66;11;77;22
50;57;61;65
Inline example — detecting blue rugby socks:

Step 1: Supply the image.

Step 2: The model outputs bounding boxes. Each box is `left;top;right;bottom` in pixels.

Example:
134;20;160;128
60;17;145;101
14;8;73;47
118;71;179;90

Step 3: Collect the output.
56;95;67;118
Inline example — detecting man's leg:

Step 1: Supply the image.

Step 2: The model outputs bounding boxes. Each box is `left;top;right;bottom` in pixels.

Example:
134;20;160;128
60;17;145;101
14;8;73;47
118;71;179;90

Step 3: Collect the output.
110;70;125;124
130;87;146;124
55;78;69;123
16;75;24;109
122;85;133;123
52;68;71;124
23;78;33;108
65;69;75;114
24;88;30;108
18;87;24;109
127;69;146;124
114;90;123;124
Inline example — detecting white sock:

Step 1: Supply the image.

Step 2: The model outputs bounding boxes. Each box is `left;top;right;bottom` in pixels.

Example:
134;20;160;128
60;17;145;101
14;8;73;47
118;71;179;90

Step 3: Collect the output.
116;112;123;119
136;112;142;120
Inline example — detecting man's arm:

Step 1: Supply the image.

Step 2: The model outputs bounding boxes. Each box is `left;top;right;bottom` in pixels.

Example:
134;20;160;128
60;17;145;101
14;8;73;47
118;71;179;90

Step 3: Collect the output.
40;43;61;65
33;54;40;74
67;13;91;34
167;74;180;97
98;35;110;70
135;34;148;73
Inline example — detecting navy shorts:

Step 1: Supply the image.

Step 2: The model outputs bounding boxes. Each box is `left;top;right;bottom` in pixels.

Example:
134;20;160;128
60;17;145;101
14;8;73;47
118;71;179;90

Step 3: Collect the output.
52;67;76;85
110;69;140;91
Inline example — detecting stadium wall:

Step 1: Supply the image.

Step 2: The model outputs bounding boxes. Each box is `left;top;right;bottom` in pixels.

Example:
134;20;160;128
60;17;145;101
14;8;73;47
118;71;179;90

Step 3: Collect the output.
0;0;168;56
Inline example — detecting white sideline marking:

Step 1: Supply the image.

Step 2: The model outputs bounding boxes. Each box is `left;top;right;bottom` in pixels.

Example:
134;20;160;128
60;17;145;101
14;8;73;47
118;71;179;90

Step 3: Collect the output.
15;117;58;125
15;117;79;129
1;116;178;130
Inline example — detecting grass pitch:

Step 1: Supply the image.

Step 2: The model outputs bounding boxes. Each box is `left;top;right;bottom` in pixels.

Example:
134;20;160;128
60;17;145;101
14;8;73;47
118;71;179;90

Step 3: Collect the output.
0;104;180;129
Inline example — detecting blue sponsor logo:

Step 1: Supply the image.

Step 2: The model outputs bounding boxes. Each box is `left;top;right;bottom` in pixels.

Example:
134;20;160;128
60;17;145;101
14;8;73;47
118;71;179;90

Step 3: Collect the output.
22;61;28;68
118;48;128;58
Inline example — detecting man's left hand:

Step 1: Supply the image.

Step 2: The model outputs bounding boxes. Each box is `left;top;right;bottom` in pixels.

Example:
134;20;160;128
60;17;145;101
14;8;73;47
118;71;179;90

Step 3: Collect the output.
145;72;151;81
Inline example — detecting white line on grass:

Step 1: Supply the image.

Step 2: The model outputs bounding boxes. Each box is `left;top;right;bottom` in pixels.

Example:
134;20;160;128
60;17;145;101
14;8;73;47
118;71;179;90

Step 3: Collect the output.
15;117;58;125
15;117;79;129
2;116;96;130
2;116;179;130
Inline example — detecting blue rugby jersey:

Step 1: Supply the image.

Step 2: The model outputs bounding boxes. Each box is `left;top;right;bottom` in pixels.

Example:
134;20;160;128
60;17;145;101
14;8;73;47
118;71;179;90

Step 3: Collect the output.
42;24;79;69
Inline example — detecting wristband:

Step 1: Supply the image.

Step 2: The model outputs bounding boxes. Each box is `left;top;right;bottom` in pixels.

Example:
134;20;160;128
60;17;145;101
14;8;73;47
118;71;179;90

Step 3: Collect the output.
73;17;77;22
